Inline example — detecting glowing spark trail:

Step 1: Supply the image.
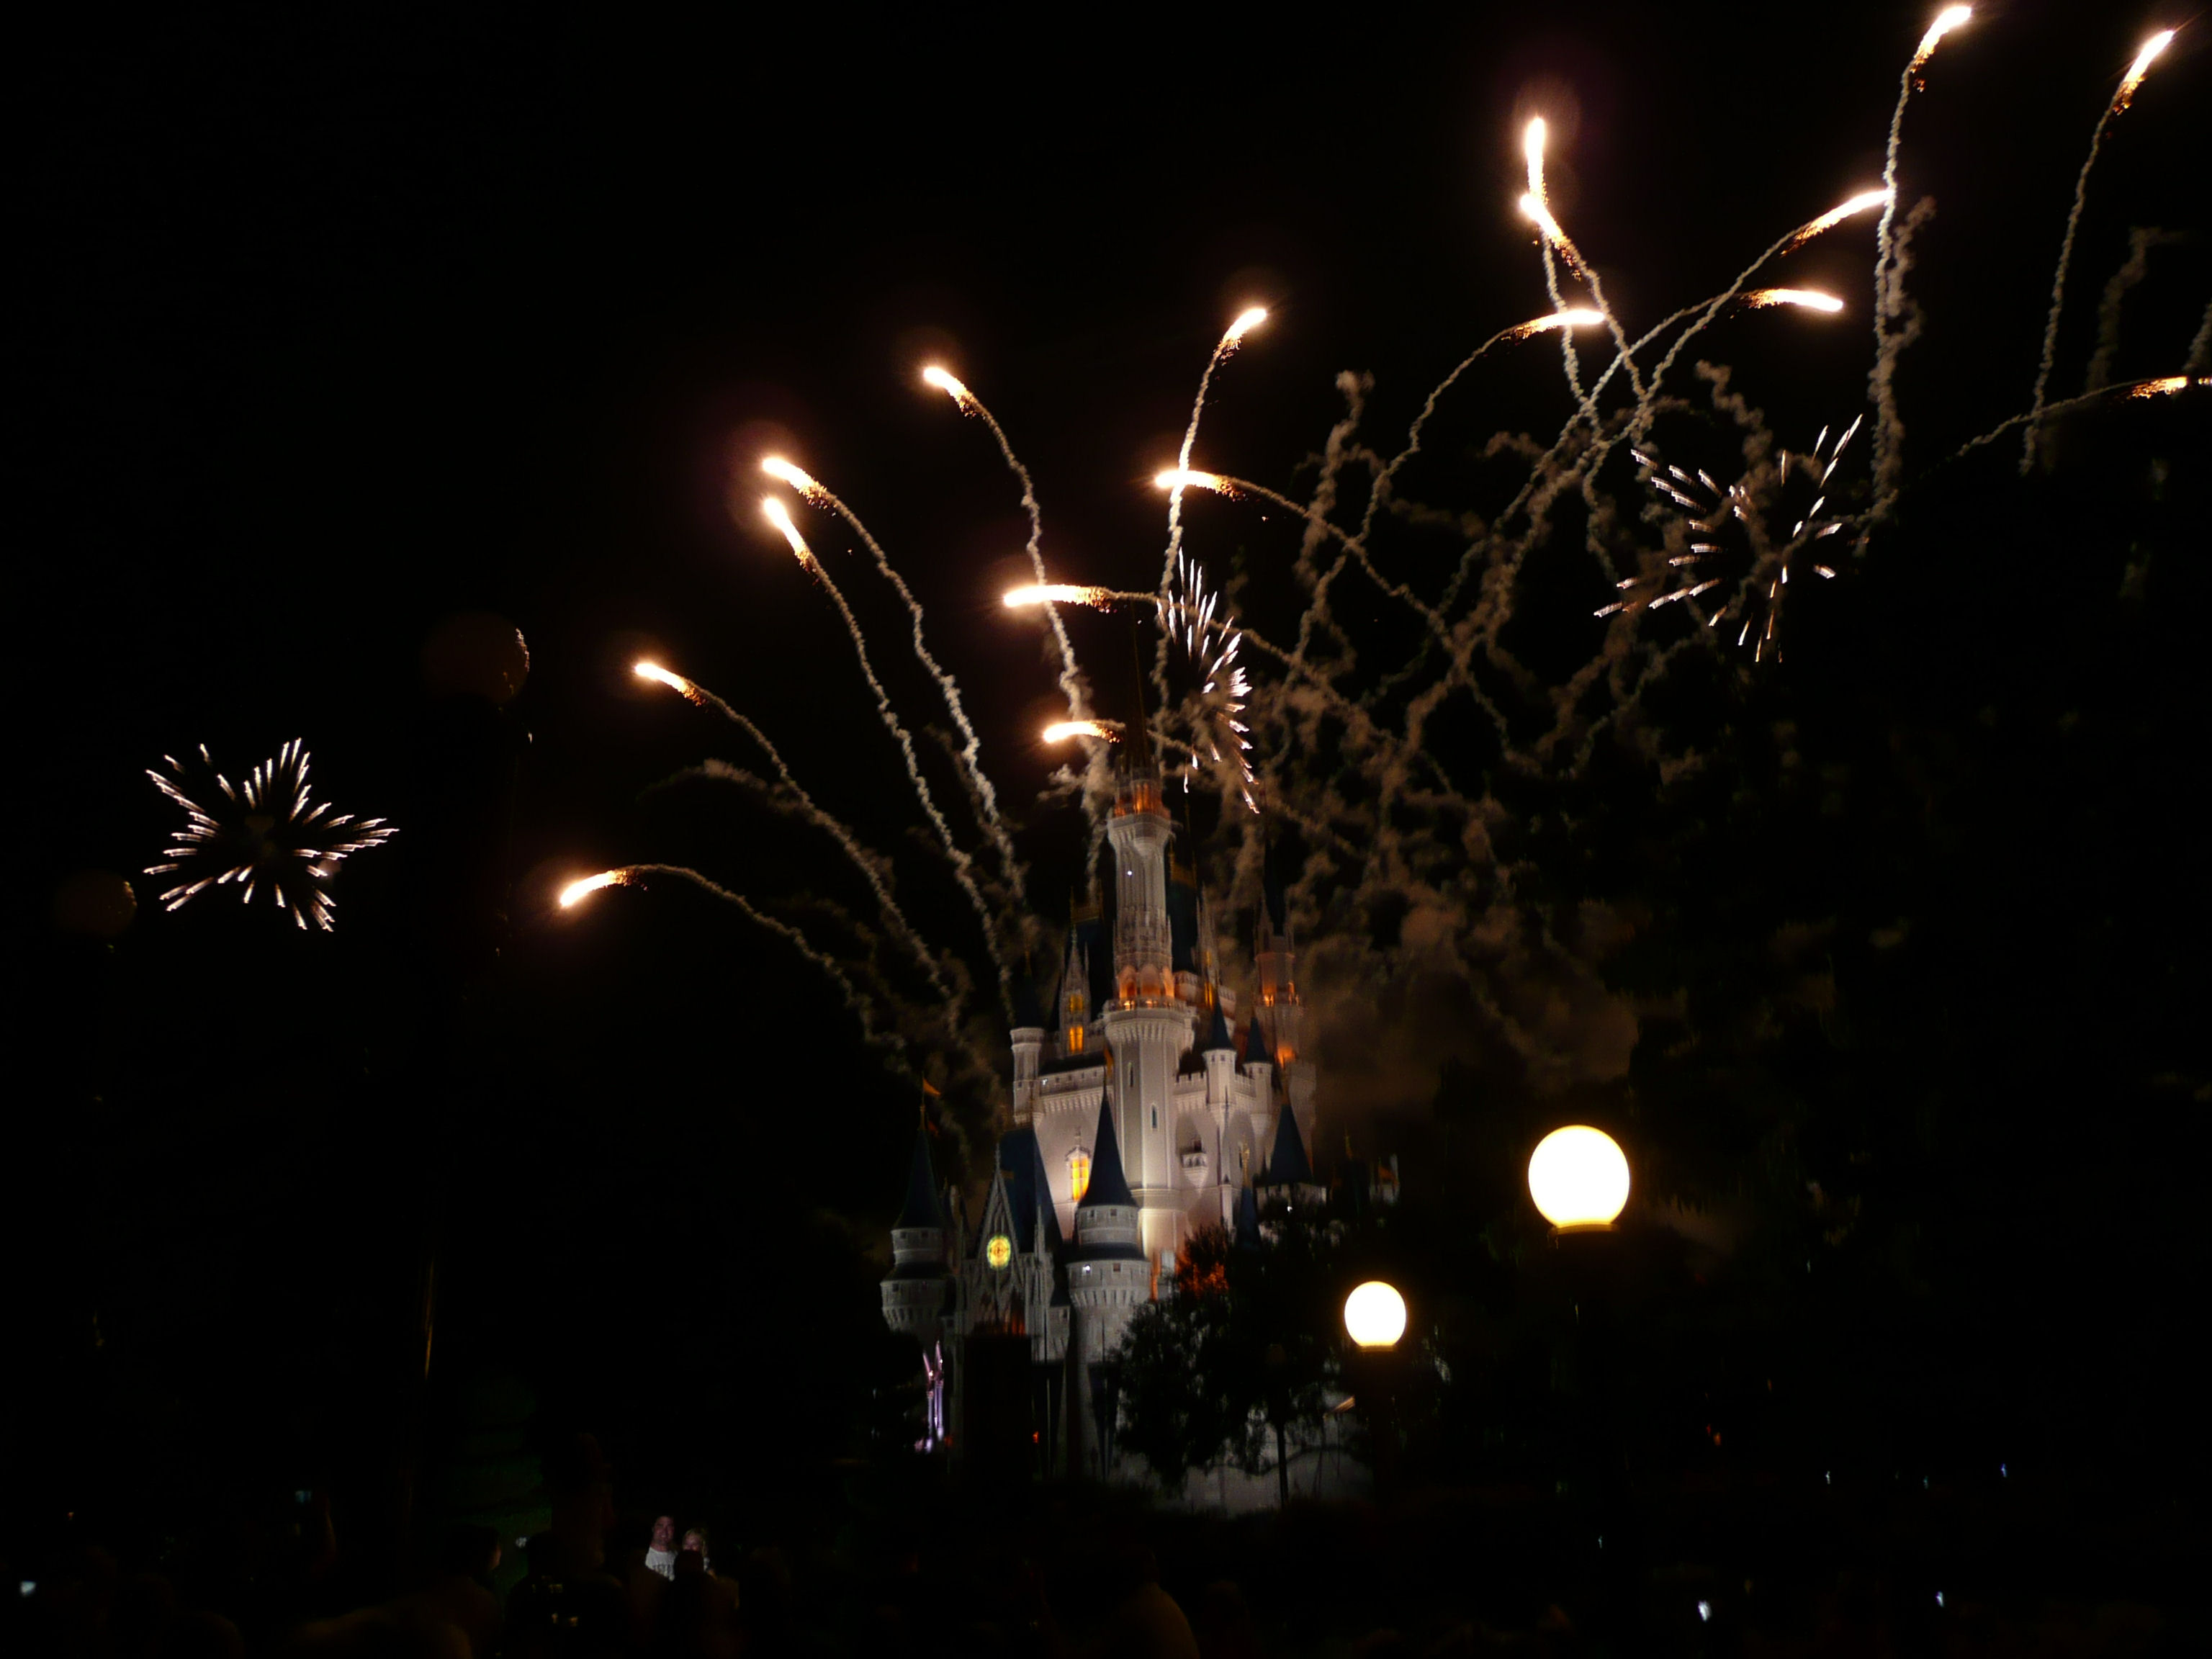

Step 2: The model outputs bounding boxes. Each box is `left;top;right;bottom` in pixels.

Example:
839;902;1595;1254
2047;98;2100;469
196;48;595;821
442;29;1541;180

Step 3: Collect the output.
1874;6;1971;499
1043;721;1119;743
760;457;1025;898
1156;308;1269;719
1153;469;1236;496
2024;27;2181;472
145;740;396;931
560;870;629;907
2116;29;2175;112
1910;4;1973;73
634;660;706;704
633;657;958;1012
1004;584;1118;608
919;367;1100;845
759;495;1015;1020
1780;187;1892;253
1742;288;1845;313
1524;117;1588;401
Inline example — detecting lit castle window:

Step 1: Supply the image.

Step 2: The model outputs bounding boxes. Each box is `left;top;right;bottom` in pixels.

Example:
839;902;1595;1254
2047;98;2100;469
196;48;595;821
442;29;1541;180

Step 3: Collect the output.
1069;1148;1092;1202
986;1234;1012;1269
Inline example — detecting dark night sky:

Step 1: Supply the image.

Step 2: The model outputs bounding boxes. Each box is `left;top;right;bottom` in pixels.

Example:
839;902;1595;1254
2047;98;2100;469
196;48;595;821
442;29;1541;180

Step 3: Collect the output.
7;0;2208;1545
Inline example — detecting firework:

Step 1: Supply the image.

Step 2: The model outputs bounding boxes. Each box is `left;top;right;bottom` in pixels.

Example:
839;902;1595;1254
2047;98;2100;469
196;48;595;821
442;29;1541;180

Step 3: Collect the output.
559;869;631;908
760;455;832;504
2026;27;2184;471
1154;307;1273;721
1780;187;1892;253
1909;5;1972;73
2115;29;2175;112
920;364;977;410
634;660;706;705
1622;415;1861;658
145;740;396;931
1153;469;1236;496
1043;721;1120;743
1741;288;1845;313
761;456;1025;896
1874;6;1973;497
756;494;1015;1017
1004;583;1119;608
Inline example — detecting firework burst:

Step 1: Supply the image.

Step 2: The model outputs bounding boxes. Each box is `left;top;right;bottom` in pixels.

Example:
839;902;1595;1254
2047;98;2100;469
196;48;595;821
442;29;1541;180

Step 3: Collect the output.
145;740;396;931
1622;415;1860;660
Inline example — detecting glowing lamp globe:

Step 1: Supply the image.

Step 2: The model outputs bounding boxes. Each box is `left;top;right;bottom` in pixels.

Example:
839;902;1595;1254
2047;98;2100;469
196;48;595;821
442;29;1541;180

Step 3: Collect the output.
1343;1281;1408;1350
1527;1126;1630;1233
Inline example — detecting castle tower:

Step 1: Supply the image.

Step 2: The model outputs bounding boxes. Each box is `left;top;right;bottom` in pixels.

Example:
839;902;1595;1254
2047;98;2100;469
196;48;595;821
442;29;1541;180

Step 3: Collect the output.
1253;847;1316;1156
880;1118;952;1450
1010;956;1046;1124
1066;1098;1146;1476
1101;729;1199;1267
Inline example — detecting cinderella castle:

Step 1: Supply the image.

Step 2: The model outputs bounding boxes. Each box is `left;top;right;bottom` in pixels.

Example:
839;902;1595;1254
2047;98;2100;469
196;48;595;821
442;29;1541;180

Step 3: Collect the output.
880;733;1359;1480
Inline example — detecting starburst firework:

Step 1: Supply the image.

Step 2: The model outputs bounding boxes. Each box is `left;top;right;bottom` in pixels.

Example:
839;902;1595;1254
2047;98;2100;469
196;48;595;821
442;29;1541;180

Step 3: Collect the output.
145;740;395;931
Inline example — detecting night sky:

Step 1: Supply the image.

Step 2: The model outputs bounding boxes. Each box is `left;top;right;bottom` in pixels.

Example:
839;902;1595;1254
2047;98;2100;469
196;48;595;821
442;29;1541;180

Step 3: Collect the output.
9;0;2208;1572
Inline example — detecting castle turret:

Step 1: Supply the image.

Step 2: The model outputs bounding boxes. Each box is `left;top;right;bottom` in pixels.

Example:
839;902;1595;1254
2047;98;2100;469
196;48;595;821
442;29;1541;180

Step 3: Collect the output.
1011;958;1046;1123
1201;997;1238;1109
1102;729;1199;1264
1067;1100;1146;1476
882;1120;950;1339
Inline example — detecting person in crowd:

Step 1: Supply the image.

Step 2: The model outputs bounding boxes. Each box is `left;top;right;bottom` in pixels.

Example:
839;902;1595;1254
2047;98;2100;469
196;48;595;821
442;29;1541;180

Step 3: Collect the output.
645;1516;679;1581
680;1528;713;1576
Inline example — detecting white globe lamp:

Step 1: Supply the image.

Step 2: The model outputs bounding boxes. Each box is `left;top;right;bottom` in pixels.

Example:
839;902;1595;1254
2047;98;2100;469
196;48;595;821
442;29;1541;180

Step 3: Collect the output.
1343;1280;1408;1350
1527;1126;1630;1233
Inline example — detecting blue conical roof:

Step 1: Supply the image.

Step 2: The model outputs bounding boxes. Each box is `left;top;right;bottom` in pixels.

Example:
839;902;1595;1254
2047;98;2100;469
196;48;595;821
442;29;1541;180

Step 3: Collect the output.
895;1120;945;1230
1203;997;1236;1054
1078;1098;1138;1211
1244;1008;1269;1065
1264;1105;1311;1186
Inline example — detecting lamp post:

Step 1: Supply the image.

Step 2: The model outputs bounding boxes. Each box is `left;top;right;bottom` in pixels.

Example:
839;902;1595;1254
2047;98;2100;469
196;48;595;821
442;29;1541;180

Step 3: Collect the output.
1527;1128;1629;1512
1344;1280;1407;1504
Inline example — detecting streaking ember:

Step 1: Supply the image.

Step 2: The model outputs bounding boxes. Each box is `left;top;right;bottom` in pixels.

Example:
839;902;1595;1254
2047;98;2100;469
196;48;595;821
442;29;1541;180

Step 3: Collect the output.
920;365;978;410
2115;29;2175;112
1154;469;1236;495
1043;720;1120;743
762;496;812;564
1003;583;1118;609
634;660;706;705
759;456;832;504
1742;288;1845;312
559;869;632;908
1910;6;1972;73
145;739;396;932
1781;187;1891;252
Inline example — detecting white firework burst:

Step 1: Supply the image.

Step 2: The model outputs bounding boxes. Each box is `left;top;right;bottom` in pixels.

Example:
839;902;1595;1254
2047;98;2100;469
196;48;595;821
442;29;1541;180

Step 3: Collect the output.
1618;414;1861;662
145;739;397;931
1159;549;1256;811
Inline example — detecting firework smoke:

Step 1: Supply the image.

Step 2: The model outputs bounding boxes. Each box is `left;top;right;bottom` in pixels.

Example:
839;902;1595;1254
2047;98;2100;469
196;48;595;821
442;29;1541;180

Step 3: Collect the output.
2023;28;2182;472
760;495;1015;1019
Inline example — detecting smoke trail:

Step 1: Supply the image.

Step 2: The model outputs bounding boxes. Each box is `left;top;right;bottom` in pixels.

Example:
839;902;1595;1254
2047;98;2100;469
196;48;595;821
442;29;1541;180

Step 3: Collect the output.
765;502;1016;1022
2083;228;2183;392
634;660;962;1013
674;757;958;1009
769;467;1026;899
2021;107;2121;472
1157;312;1268;722
922;374;1110;854
1871;6;1971;504
2188;300;2212;374
1867;196;1938;512
619;863;916;1081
